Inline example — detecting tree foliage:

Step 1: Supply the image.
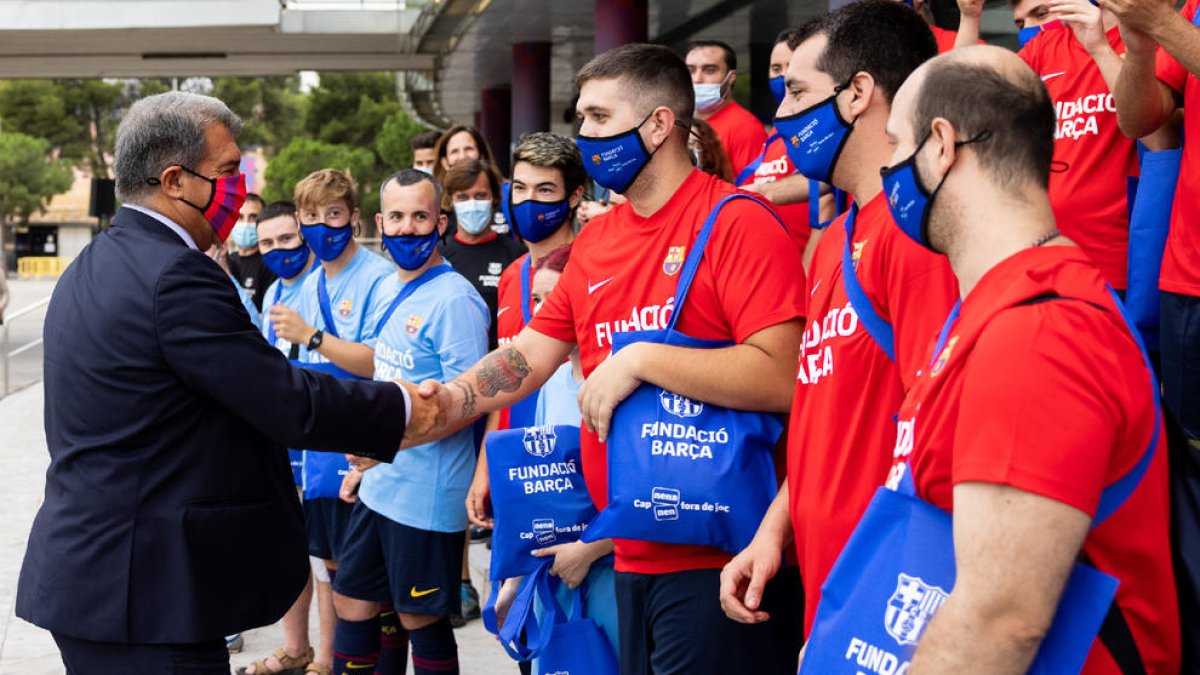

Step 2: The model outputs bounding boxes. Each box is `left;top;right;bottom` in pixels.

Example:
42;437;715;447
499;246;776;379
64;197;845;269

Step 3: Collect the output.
263;137;378;214
375;110;427;171
211;76;306;154
0;132;74;225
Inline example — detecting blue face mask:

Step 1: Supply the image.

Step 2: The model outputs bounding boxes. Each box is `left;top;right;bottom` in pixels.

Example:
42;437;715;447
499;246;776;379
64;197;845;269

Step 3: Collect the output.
262;243;311;280
1017;20;1064;49
505;182;571;243
453;199;493;235
769;75;787;106
880;129;992;253
576;111;679;194
230;222;258;249
774;79;856;184
300;223;353;261
382;229;440;271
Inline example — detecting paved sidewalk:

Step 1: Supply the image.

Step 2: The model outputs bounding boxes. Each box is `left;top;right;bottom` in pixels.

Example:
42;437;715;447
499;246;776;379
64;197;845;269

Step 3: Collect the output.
0;383;513;674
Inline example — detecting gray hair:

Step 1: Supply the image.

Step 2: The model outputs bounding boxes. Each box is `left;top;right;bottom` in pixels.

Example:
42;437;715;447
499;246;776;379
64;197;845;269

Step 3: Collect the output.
114;91;242;203
379;168;443;211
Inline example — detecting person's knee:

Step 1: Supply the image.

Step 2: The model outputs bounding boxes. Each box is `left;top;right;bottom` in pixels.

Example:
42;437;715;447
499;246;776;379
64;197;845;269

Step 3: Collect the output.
397;612;441;631
333;593;379;622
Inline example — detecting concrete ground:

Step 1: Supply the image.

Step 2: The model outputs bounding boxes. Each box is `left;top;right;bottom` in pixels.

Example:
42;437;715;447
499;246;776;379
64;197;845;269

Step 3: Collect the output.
0;275;514;674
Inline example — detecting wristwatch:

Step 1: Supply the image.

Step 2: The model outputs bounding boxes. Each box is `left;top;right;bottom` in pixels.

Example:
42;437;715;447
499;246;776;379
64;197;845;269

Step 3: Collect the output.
307;329;324;350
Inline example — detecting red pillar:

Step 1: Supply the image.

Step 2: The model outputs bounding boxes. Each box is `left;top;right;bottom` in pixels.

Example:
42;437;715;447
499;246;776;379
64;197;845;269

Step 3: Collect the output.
595;0;648;54
512;42;551;143
479;86;512;176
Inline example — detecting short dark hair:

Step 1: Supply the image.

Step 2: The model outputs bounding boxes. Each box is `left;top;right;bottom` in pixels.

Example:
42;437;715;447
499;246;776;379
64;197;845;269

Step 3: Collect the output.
912;59;1055;191
432;124;501;184
774;29;797;48
245;193;264;207
411;130;440;151
576;43;695;122
442;158;502;211
255;200;296;227
380;168;443;210
512;132;588;198
791;0;936;104
686;40;737;72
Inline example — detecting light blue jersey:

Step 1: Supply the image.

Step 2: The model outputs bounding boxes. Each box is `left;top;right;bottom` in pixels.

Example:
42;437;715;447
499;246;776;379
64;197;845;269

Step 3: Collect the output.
360;264;490;533
260;265;319;356
229;274;261;330
295;245;396;363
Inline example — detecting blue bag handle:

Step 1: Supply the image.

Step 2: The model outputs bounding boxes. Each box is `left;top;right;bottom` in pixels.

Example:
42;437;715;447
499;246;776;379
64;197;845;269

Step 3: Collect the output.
316;269;341;340
809;182;848;231
734;133;782;186
488;560;561;662
374;264;453;335
841;205;897;361
520;256;533;324
667;193;786;333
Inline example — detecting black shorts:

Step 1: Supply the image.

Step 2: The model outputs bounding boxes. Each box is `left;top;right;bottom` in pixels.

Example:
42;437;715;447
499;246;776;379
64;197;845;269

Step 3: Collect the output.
332;501;465;617
303;497;353;562
615;567;803;675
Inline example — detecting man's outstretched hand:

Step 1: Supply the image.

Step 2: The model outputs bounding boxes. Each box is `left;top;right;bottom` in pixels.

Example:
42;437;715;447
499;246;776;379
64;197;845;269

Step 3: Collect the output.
397;379;449;449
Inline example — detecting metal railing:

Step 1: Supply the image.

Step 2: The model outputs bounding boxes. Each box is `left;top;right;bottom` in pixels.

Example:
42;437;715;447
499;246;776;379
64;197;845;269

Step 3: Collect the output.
2;297;50;396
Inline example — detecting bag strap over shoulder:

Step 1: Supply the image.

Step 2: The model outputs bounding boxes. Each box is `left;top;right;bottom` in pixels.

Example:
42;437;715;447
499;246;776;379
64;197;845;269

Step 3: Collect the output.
841;205;896;361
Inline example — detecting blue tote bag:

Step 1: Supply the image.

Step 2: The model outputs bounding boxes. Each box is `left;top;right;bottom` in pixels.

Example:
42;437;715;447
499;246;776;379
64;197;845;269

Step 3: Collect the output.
535;576;620;675
298;360;364;500
1126;147;1181;353
581;194;785;554
801;289;1160;675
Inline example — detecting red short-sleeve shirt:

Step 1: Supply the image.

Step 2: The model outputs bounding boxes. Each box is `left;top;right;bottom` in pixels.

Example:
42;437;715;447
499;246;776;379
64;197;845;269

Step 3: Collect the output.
740;131;811;256
705;100;769;176
1020;26;1138;289
493;253;532;430
529;169;807;574
891;246;1179;674
787;193;960;633
1155;0;1200;295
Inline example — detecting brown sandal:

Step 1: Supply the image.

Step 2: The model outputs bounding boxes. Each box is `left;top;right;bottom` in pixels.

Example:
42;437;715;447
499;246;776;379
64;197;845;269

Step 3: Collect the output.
304;663;332;675
235;646;315;675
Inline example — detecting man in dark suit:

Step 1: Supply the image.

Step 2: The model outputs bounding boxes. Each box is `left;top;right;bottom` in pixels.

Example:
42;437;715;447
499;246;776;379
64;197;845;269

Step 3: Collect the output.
15;91;434;674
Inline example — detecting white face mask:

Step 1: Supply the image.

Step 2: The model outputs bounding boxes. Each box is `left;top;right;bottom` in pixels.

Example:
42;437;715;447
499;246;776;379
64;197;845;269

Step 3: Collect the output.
694;72;731;113
414;165;433;175
453;199;493;235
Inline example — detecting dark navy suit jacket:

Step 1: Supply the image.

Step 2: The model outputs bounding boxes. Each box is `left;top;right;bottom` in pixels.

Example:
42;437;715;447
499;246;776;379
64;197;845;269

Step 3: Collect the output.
17;207;407;644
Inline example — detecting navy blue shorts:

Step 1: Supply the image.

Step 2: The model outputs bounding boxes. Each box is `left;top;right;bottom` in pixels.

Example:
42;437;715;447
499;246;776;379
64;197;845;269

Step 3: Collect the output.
615;567;803;675
332;501;465;617
303;497;353;562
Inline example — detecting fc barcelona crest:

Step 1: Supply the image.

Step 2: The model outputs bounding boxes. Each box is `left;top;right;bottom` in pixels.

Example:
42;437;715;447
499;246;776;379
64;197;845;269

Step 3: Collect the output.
592;154;602;165
406;314;423;335
851;240;868;271
659;390;704;418
337;299;353;318
663;246;686;276
884;573;949;646
930;336;958;376
522;425;558;458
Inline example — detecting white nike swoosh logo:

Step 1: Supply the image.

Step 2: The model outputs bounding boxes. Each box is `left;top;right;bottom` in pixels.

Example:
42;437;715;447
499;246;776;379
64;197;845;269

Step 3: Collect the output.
810;280;822;297
1041;71;1065;82
588;277;615;294
496;307;510;317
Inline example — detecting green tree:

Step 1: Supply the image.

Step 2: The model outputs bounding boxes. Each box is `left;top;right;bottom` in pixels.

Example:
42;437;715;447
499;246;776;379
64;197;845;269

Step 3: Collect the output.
374;110;427;171
212;76;306;154
0;80;82;151
264;137;379;220
0;132;74;264
58;79;125;178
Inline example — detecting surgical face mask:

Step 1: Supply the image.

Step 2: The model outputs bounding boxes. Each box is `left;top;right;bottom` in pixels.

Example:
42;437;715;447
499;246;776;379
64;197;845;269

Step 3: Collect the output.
155;167;247;243
769;75;787;106
576;111;683;194
773;79;856;184
879;129;992;253
453;199;493;235
262;242;311;279
694;73;730;114
230;222;259;249
504;182;571;243
414;165;434;175
300;222;354;261
382;229;439;270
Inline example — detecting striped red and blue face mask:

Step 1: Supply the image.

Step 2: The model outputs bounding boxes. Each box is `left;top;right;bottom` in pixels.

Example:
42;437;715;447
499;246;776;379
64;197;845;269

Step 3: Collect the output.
176;166;248;242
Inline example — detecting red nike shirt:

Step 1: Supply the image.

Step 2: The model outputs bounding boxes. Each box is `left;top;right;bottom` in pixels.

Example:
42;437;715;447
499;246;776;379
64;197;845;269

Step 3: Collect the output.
494;253;532;430
890;246;1179;674
787;192;959;633
741;132;812;256
529;169;807;574
705;100;769;176
1020;26;1138;289
1156;0;1200;296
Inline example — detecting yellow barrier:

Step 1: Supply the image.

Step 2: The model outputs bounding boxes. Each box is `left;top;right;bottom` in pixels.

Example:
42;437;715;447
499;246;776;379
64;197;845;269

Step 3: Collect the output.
17;257;72;280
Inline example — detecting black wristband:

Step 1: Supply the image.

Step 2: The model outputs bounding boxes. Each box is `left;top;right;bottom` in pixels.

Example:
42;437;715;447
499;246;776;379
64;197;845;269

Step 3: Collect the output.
307;329;324;350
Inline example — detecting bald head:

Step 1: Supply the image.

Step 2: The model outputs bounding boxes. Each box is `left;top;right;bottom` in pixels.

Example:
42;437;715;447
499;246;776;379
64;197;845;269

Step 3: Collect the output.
893;44;1055;193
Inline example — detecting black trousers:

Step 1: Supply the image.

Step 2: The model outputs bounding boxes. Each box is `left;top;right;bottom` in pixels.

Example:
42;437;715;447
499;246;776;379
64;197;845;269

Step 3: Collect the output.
53;633;229;675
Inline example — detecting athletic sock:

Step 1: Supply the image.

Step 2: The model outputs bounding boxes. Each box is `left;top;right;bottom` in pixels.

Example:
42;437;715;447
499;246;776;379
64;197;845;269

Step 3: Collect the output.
376;602;409;675
408;618;459;675
332;616;380;675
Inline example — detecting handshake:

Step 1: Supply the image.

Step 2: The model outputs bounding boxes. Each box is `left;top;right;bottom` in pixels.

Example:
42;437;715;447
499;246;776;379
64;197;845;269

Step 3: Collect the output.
396;379;470;449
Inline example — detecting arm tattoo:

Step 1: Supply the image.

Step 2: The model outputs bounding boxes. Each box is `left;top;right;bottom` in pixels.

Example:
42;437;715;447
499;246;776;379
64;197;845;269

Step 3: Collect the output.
475;346;531;397
450;380;478;420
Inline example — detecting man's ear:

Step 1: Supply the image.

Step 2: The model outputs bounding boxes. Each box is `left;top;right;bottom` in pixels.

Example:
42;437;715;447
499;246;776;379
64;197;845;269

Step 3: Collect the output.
375;212;384;234
929;117;959;175
159;165;187;199
568;185;585;209
647;106;676;147
845;71;877;119
437;213;449;236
